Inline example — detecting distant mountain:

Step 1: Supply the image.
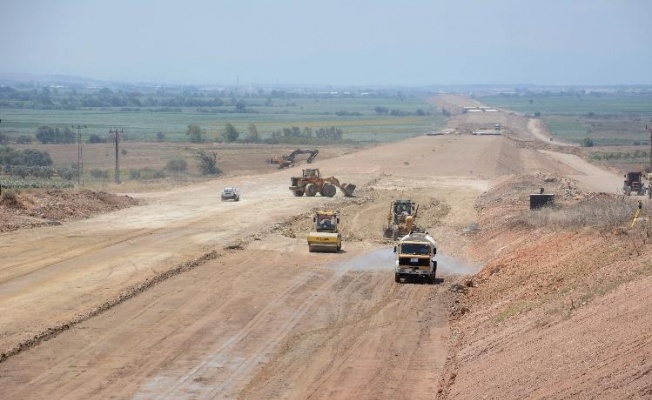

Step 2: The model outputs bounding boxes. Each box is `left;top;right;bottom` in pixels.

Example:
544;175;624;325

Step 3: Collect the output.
0;73;117;87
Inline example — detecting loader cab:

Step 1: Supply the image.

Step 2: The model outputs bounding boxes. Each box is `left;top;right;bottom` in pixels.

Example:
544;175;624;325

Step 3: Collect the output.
303;169;320;178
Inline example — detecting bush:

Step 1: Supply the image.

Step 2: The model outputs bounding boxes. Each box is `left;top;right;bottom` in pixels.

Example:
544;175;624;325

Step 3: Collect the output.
57;167;78;181
89;168;109;180
196;151;221;175
166;158;188;173
16;135;33;144
1;189;20;208
520;196;636;229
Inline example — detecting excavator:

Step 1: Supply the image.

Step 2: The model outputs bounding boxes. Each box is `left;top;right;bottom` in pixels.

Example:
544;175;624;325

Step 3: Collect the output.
307;210;341;252
267;149;319;169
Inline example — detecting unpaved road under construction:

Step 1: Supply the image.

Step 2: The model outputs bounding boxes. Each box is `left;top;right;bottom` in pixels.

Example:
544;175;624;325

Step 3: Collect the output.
0;121;623;399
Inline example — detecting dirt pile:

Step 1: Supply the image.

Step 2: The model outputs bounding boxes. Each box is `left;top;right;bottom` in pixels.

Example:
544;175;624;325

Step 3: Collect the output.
438;175;652;399
0;189;138;232
275;187;451;244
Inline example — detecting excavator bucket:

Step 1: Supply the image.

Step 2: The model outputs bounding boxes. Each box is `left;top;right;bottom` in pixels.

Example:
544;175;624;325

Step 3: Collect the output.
341;183;356;197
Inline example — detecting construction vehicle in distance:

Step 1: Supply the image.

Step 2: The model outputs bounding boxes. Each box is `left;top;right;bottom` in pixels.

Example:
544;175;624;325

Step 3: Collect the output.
394;232;437;284
289;168;356;197
383;199;419;240
267;149;319;169
307;210;341;252
623;171;647;196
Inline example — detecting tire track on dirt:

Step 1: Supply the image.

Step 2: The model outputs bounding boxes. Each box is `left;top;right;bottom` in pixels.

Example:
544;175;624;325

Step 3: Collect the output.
139;261;348;399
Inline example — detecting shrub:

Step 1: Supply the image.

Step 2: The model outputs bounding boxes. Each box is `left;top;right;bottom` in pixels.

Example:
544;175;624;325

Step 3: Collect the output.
196;150;221;175
1;189;20;208
166;158;188;173
89;168;109;180
520;196;636;229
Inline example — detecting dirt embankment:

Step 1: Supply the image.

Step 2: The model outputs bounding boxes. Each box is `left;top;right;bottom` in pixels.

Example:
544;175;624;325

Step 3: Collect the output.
437;174;652;399
0;189;138;232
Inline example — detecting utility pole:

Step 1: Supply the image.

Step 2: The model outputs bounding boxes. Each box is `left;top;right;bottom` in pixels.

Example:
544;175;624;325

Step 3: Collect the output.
74;125;86;185
110;128;123;184
647;125;652;173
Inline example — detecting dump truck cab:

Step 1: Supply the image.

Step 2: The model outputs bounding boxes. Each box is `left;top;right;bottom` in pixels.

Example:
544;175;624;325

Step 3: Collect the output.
394;232;437;284
307;210;342;252
623;171;646;196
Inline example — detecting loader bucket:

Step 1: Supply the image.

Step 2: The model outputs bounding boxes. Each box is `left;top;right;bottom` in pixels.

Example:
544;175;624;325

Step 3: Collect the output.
341;183;356;197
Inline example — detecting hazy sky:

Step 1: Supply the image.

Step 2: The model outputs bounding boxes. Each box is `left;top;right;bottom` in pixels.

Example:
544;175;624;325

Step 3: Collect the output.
2;0;651;86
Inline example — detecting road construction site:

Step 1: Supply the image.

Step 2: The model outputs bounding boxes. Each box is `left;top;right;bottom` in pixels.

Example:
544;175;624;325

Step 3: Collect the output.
0;96;649;399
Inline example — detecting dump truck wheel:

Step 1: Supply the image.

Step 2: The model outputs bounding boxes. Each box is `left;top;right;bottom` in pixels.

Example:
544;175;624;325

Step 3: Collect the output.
293;190;304;197
321;184;336;197
305;183;318;197
395;274;400;283
308;244;314;252
428;272;435;284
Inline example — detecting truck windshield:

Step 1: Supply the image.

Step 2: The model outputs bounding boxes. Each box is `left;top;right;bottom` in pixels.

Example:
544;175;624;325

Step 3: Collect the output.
400;243;430;255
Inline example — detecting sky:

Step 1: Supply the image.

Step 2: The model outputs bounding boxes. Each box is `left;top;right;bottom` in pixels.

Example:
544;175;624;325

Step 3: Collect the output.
2;0;651;87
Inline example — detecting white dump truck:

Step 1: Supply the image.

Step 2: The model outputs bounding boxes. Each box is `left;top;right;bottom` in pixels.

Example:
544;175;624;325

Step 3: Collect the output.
393;232;437;284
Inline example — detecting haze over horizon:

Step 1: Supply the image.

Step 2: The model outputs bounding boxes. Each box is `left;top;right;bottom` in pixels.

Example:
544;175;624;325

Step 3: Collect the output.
2;0;651;87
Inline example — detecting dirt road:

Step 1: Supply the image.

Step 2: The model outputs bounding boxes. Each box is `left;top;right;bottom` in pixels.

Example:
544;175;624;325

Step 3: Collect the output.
0;107;625;398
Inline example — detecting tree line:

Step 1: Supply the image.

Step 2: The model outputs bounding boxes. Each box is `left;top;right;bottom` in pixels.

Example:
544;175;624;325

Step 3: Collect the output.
185;123;345;144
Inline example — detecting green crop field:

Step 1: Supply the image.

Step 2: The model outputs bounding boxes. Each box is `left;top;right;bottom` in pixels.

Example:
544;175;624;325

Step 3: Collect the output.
479;92;652;147
0;87;449;187
0;96;445;144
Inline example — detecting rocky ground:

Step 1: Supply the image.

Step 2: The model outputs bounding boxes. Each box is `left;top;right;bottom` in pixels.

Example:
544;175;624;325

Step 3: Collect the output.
0;189;138;232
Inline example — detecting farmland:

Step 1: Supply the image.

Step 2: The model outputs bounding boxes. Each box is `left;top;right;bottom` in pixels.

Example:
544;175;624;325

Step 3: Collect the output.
0;88;445;143
0;85;448;186
478;90;652;146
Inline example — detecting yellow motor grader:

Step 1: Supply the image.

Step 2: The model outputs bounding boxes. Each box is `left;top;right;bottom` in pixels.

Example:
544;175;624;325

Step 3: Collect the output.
383;199;420;240
307;210;342;253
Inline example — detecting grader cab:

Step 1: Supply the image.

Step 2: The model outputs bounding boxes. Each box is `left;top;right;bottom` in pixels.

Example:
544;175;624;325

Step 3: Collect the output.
383;199;420;240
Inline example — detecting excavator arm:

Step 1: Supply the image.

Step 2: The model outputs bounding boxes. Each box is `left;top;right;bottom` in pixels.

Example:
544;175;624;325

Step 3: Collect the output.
268;149;319;169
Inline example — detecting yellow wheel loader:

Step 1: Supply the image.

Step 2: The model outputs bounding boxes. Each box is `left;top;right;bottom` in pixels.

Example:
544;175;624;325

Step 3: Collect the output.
289;168;356;197
307;210;342;253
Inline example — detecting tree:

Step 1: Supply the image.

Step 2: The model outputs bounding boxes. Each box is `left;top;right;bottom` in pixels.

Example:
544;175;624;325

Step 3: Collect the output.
222;123;239;142
374;106;389;115
36;126;56;144
88;134;106;143
246;123;260;142
582;137;594;147
196;150;221;175
186;124;204;143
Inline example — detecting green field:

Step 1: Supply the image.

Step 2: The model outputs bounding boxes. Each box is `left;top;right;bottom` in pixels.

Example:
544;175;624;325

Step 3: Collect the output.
0;96;445;144
479;92;652;147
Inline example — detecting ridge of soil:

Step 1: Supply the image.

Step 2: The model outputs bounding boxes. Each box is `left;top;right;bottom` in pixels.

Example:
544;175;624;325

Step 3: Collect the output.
437;174;652;399
0;189;138;232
